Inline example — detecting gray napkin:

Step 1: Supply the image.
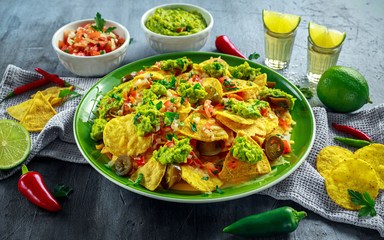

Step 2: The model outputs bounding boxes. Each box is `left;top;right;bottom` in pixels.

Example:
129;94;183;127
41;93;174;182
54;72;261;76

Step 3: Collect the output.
1;65;383;236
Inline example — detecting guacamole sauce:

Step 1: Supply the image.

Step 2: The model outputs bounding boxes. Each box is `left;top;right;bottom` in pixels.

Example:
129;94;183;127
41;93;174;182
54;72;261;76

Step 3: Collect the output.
146;8;207;36
231;137;263;164
153;138;193;164
228;99;269;118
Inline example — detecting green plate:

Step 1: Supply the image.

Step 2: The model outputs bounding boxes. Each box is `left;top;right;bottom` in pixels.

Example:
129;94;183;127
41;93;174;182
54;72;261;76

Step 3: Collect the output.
74;52;316;203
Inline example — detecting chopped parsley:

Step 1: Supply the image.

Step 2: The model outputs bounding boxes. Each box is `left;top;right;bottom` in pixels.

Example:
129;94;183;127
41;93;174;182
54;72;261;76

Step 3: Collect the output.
190;122;197;132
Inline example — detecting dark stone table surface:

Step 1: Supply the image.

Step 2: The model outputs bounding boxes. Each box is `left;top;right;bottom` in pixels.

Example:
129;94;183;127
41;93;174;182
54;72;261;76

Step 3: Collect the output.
0;0;383;239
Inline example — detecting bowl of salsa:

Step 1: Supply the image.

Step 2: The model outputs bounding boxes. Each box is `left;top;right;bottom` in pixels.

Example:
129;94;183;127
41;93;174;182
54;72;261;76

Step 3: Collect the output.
141;3;214;53
52;13;130;77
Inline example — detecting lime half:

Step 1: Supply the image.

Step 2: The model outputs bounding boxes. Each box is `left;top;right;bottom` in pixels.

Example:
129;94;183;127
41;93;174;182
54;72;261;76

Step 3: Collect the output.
0;120;31;169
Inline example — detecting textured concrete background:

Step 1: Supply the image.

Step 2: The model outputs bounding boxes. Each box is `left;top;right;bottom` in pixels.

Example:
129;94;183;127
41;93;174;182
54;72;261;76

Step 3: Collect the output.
0;0;383;239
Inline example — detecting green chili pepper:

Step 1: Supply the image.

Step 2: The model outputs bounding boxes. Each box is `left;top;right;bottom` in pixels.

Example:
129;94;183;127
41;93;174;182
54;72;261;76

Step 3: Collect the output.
334;137;372;148
223;207;306;237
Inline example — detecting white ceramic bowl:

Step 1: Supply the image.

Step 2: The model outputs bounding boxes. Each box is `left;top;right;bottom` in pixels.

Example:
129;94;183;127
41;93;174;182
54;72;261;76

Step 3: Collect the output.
141;3;214;53
52;19;130;77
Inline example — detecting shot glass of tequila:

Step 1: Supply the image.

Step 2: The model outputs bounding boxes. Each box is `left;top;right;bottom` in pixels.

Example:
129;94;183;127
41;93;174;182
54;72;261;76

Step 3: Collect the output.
262;10;301;70
307;22;346;83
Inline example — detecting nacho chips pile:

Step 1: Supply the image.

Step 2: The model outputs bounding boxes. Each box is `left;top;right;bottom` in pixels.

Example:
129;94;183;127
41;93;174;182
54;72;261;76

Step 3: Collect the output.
317;144;384;210
91;57;296;193
6;86;72;132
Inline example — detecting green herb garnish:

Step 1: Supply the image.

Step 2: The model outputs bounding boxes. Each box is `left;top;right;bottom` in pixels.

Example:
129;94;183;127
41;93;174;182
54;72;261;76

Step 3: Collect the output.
348;189;376;217
248;52;260;60
64;49;70;53
166;133;177;141
92;12;116;33
202;177;209;181
216;185;224;194
59;89;82;102
53;184;73;198
133;173;144;187
190;122;197;132
129;38;133;45
156;101;163;110
296;85;314;99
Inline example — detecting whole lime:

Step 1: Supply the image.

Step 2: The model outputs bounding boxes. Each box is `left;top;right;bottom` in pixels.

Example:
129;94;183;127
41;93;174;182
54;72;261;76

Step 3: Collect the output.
316;66;371;113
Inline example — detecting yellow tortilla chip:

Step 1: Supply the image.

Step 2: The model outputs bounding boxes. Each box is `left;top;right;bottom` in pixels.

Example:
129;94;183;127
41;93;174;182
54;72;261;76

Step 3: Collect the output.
353;143;384;189
202;77;224;98
241;74;268;100
131;159;166;191
181;164;223;192
252;73;267;88
103;114;151;157
216;114;266;137
31;86;73;106
223;79;259;95
177;111;228;142
215;110;254;125
7;99;34;121
20;91;57;132
219;131;271;182
325;158;379;210
316;146;353;179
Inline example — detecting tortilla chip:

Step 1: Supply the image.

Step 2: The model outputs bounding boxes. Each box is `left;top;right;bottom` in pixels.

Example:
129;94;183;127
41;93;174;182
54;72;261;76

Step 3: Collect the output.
31;86;73;106
216;114;266;137
252;73;267;88
219;131;271;182
325;158;379;210
7;99;34;121
177;111;228;142
20;91;57;132
223;79;259;95
316;146;353;179
353;143;384;189
103;114;151;157
203;77;224;98
181;164;223;192
131;159;166;191
215;110;254;125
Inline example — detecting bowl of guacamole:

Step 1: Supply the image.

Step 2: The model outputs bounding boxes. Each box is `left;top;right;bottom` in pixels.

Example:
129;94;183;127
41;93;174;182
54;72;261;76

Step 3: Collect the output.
141;3;214;53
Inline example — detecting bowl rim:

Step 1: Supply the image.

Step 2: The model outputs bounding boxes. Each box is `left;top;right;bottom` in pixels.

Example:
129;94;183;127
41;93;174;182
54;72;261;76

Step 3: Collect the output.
52;18;130;59
140;3;214;39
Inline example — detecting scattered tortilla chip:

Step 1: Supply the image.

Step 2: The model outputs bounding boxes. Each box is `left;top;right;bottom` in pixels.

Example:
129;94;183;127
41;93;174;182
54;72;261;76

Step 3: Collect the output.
20;91;57;132
181;164;223;192
353;143;384;189
325;158;379;210
176;111;228;142
7;99;34;121
219;131;271;182
103;114;151;157
131;159;166;191
31;86;73;106
316;146;353;179
216;114;266;137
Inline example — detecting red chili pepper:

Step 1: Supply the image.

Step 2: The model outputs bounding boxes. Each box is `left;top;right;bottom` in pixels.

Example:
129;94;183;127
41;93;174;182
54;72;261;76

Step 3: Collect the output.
18;165;61;212
332;123;372;142
215;35;246;59
0;78;50;104
35;68;83;90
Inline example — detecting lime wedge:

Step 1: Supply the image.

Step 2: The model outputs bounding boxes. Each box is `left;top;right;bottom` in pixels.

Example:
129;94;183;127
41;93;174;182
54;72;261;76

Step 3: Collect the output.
309;22;346;48
0;120;31;169
263;10;301;33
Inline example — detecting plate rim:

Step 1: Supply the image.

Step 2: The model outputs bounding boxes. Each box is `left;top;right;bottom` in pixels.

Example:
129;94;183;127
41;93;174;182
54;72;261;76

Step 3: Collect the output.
73;52;316;203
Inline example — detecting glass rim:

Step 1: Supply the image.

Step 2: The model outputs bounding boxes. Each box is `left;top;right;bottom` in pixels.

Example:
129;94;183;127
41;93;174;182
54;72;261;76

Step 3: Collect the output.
263;23;299;35
307;36;344;50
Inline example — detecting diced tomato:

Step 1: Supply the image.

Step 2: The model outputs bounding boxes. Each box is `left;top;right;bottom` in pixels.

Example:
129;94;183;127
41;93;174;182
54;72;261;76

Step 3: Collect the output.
205;162;219;176
187;156;203;168
88;31;101;39
164;100;172;108
218;76;230;84
191;75;202;84
134;156;146;166
260;108;269;116
215;101;226;110
129;90;137;98
228;158;239;169
226;93;244;101
183;97;189;104
279;118;290;130
137;70;145;76
204;121;213;130
282;139;292;154
190;139;197;148
200;100;214;118
166;140;175;148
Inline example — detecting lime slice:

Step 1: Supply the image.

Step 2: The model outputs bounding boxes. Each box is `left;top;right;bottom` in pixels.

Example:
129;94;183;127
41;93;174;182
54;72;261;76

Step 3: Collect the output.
309;22;346;48
262;10;301;33
0;120;31;169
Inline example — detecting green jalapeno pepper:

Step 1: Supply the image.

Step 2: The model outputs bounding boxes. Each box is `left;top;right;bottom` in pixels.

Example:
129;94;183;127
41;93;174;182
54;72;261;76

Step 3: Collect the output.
334;137;372;148
223;206;306;237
